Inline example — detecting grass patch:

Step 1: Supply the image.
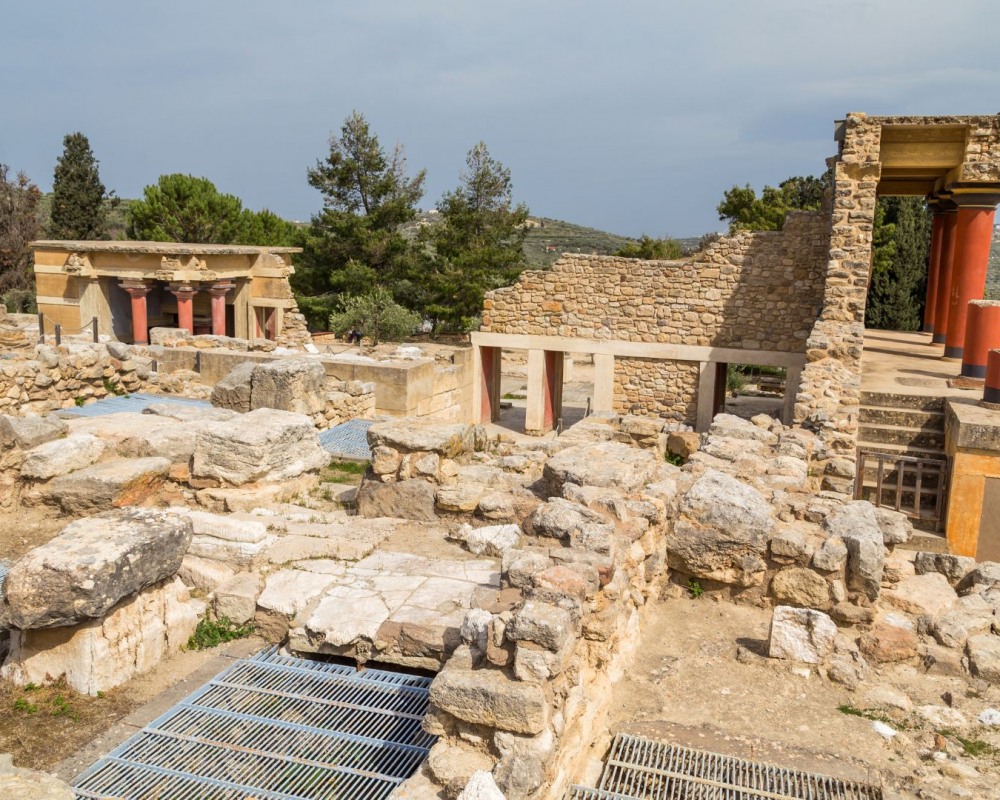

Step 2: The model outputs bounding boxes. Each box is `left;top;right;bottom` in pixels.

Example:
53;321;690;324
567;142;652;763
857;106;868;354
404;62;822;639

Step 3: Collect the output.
320;460;369;487
665;452;684;467
687;579;704;599
956;735;998;758
837;704;907;728
186;615;255;651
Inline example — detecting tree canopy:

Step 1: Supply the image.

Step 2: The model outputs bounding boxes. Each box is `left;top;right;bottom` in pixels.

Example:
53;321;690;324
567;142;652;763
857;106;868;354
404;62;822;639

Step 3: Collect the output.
421;141;529;331
294;112;426;323
614;234;684;260
0;164;42;303
865;196;931;331
717;174;829;232
126;174;296;246
49;132;114;240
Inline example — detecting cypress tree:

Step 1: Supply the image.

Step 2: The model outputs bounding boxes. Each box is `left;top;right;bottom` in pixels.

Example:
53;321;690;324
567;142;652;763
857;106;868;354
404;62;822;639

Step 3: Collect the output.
865;197;932;331
49;132;111;240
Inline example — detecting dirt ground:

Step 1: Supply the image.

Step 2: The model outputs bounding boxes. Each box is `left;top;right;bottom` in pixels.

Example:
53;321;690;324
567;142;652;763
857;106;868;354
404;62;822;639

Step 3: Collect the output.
605;596;1000;795
0;505;68;564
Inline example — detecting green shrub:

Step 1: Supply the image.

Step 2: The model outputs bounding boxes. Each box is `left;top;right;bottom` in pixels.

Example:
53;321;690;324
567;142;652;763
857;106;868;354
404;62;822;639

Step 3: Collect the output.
328;286;421;345
186;615;254;651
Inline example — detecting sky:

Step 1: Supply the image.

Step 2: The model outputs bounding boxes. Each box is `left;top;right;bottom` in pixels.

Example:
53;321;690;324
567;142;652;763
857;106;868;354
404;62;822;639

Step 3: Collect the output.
2;1;999;238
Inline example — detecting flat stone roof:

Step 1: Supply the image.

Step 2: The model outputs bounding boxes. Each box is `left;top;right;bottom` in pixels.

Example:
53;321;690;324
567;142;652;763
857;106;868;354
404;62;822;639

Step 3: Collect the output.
30;240;302;255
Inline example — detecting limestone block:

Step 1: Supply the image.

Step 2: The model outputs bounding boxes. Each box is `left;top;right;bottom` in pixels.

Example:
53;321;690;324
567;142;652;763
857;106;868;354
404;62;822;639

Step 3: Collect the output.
251;357;328;416
680;469;775;539
0;414;67;450
0;508;192;629
368;420;474;457
210;361;255;413
873;506;912;545
19;433;105;479
882;573;957;618
507;600;576;652
257;569;339;618
428;666;547;734
812;537;848;572
356;479;437;522
214;572;263;624
824;501;883;601
465;524;522;558
931;596;995;649
858;622;919;664
437;482;486;513
371;445;402;476
177;554;237;593
1;577;204;695
914;552;976;586
427;742;495;798
458;770;506;800
175;509;277;568
192;408;330;485
528;498;614;547
768;606;836;664
967;634;1000;683
0;754;75;800
667;431;701;459
543;441;658;495
42;457;171;514
769;568;832;610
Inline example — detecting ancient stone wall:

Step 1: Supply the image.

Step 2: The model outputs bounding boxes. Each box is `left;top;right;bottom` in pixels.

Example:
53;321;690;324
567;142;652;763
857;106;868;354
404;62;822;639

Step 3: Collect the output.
613;357;700;424
274;303;313;350
482;212;828;351
793;113;881;492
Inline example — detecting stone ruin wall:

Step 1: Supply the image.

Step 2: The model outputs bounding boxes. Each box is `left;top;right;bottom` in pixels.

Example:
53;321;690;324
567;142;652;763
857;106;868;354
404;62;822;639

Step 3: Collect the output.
794;113;1000;492
483;212;829;423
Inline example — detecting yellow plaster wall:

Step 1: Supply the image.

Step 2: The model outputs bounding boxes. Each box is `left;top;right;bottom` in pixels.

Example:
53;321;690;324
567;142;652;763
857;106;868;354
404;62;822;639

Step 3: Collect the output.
34;273;80;300
946;449;1000;557
250;276;293;299
36;303;82;330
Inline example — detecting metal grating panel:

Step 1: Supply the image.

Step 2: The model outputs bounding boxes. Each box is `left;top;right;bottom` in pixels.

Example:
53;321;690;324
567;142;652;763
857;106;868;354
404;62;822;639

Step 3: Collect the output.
73;646;435;800
57;391;212;418
318;419;375;460
565;733;882;800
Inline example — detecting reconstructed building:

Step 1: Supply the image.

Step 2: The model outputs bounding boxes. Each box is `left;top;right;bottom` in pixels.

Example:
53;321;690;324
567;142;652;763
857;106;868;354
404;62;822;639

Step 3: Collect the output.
31;240;310;348
473;113;1000;557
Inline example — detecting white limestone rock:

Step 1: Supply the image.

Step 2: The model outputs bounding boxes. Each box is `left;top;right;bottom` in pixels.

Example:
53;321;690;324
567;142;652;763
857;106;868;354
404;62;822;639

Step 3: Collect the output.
192;407;330;485
882;573;958;618
172;509;277;567
368;420;474;457
824;501;884;601
0;754;75;800
250;357;328;416
465;524;522;558
768;605;837;664
458;770;507;800
0;508;192;629
543;441;659;495
42;456;171;514
0;414;67;450
19;433;105;479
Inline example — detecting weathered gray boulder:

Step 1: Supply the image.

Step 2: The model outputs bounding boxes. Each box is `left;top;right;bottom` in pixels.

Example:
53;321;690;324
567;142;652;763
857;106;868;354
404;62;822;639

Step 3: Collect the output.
210;361;256;413
192;408;329;485
812;537;848;572
143;403;238;423
959;562;1000;593
356;478;437;521
914;552;976;586
0;754;75;800
768;606;836;664
967;634;1000;683
528;498;615;554
20;433;105;479
251;357;327;416
429;666;547;734
43;457;171;514
368;420;474;458
0;414;67;450
507;601;576;652
931;596;995;648
543;441;659;495
665;470;773;586
824;501;884;601
0;508;193;629
873;506;913;545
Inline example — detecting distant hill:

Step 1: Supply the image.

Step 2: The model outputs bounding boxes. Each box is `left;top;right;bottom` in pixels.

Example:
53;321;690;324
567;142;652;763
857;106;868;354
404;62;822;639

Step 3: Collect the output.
404;212;702;269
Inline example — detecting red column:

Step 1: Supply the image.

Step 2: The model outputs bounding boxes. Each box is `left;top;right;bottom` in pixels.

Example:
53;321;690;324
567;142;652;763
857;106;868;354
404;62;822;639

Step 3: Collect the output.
170;284;197;335
479;346;501;423
121;282;152;345
945;205;997;360
208;282;234;336
932;210;958;345
923;207;946;334
961;301;1000;379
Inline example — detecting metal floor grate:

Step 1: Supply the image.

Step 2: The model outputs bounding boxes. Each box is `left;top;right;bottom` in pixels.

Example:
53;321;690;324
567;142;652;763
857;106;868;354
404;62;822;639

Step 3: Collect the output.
72;646;436;800
57;391;212;418
318;419;375;460
565;733;882;800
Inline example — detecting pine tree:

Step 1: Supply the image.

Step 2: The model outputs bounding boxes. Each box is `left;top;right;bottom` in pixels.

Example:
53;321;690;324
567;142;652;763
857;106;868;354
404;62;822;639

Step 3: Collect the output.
127;174;247;243
293;112;426;329
422;142;529;332
865;197;931;331
49;132;113;240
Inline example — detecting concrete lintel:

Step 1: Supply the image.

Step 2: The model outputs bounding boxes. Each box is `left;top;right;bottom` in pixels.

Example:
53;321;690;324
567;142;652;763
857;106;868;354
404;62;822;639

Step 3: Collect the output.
695;361;717;432
592;353;615;413
470;331;805;368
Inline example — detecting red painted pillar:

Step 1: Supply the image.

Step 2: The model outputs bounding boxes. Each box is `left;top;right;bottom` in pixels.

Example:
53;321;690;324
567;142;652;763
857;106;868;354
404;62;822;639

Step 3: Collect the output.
984;350;1000;408
121;282;152;345
961;301;1000;379
933;209;958;345
945;205;997;360
170;284;197;335
208;282;234;336
479;346;501;423
923;207;946;334
543;350;564;431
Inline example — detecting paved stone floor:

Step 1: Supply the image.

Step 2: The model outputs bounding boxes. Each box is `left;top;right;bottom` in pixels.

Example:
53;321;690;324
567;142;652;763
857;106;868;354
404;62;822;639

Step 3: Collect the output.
861;329;983;400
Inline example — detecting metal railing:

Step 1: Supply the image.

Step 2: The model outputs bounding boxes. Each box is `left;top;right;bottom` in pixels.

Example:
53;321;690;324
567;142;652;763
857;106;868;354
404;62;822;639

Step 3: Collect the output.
37;312;99;345
854;449;949;530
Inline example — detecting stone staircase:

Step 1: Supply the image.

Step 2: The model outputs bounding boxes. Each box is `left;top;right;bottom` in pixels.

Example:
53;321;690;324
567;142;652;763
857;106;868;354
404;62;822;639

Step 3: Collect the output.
857;391;948;545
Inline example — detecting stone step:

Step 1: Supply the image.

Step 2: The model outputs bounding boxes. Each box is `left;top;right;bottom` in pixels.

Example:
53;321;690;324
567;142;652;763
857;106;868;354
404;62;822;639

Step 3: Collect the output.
859;391;945;412
859;405;945;430
856;440;947;459
897;530;949;553
857;423;944;450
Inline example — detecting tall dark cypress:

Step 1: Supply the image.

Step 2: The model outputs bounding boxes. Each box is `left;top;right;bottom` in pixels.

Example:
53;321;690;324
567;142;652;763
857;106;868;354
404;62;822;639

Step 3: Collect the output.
49;132;109;240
